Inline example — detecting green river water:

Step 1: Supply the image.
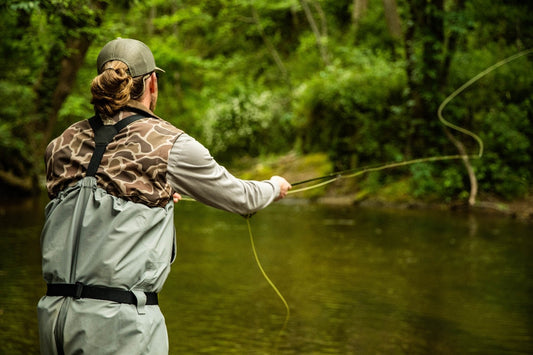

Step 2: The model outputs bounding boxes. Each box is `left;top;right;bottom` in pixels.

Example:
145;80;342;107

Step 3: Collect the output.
0;196;532;354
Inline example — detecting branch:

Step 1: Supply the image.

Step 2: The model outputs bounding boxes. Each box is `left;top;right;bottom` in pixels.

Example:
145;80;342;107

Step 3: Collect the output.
310;0;328;37
443;127;478;206
250;5;290;86
0;170;34;194
299;0;331;66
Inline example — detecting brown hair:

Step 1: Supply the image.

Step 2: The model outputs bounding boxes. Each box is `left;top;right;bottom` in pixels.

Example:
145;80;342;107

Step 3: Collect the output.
90;61;149;117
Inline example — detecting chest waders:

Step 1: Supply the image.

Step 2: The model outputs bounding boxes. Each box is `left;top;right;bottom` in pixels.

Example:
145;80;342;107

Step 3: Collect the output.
47;113;158;354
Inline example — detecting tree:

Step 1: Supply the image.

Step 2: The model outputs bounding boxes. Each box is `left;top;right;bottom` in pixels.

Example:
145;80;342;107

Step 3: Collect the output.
250;3;290;86
402;0;482;205
300;0;331;66
1;0;531;203
351;0;368;36
0;0;108;195
382;0;401;39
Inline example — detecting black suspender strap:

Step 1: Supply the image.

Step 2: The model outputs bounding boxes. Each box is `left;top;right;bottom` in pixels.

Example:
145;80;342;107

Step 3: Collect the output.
86;114;147;177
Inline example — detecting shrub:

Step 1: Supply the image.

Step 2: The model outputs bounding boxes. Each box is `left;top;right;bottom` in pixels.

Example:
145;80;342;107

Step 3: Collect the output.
202;88;293;162
293;55;406;171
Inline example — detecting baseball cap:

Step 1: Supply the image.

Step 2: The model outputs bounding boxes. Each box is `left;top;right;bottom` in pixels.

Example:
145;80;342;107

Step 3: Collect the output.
97;38;165;77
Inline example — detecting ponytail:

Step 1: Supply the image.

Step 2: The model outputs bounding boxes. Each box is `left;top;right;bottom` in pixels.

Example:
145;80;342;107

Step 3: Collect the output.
90;61;147;118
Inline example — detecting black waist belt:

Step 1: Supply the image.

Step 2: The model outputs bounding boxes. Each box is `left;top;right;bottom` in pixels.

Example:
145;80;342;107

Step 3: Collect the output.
46;283;158;305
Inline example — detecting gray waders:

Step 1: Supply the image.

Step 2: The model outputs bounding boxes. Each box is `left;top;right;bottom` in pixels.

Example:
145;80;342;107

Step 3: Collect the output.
38;114;176;354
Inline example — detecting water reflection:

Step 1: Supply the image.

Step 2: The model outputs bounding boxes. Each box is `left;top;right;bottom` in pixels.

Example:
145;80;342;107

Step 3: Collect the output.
0;197;532;354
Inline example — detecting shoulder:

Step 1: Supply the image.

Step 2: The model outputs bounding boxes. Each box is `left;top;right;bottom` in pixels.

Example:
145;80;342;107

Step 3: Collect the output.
127;116;183;145
146;117;183;136
59;119;92;137
50;119;92;143
45;119;93;159
124;102;183;136
172;133;212;161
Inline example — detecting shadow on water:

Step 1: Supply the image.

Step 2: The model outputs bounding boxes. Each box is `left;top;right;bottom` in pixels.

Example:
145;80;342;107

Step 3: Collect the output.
0;195;532;354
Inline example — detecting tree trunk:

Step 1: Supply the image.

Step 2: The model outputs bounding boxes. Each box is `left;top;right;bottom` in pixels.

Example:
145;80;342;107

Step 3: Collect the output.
382;0;402;39
310;0;328;38
352;0;368;26
439;0;466;89
28;0;108;193
403;0;445;147
444;128;478;206
402;3;422;158
351;0;368;41
147;5;158;37
403;0;477;205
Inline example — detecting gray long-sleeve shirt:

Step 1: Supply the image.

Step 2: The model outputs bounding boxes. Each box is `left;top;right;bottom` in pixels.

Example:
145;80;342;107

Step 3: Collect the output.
166;133;280;215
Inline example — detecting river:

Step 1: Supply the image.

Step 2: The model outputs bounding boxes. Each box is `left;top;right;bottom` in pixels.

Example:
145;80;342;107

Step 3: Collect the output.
1;195;532;354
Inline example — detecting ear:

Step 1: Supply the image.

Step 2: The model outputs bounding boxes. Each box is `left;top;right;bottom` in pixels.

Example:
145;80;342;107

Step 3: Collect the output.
149;72;157;93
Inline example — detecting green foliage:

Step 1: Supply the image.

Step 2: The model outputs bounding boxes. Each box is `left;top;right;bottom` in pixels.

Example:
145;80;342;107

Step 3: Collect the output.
0;3;42;173
443;45;533;199
0;82;36;157
293;52;406;170
409;163;468;202
467;0;533;48
476;102;532;198
1;0;532;202
202;88;293;162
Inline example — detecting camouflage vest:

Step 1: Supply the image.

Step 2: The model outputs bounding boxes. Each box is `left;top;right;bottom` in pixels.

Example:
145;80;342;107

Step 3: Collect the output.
45;105;183;208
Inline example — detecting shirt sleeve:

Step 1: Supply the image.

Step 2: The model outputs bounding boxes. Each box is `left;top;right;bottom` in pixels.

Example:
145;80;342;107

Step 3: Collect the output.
166;133;280;215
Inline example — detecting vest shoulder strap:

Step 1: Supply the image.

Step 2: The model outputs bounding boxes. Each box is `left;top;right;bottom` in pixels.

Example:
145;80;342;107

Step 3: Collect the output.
86;114;147;177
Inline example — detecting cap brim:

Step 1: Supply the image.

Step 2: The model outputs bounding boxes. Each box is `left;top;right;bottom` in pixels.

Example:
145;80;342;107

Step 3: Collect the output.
155;67;165;73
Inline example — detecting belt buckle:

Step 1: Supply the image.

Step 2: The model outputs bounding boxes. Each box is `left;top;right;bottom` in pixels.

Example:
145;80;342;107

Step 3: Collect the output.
74;282;84;299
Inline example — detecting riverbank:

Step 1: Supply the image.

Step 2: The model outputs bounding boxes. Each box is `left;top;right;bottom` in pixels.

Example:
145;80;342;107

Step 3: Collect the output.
4;152;530;222
233;152;533;223
323;192;533;222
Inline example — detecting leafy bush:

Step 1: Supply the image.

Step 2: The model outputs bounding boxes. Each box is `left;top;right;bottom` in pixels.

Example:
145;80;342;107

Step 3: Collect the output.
476;102;532;198
202;88;293;162
445;47;533;199
293;53;407;170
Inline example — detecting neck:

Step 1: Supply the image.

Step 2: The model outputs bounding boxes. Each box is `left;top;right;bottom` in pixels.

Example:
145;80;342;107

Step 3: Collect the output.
138;94;152;112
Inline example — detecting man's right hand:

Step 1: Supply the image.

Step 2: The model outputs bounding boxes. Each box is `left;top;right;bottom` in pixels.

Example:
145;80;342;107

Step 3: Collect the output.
270;176;292;201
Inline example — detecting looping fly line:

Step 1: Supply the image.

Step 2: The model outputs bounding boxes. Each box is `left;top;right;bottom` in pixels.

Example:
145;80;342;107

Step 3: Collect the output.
288;48;533;194
179;48;532;349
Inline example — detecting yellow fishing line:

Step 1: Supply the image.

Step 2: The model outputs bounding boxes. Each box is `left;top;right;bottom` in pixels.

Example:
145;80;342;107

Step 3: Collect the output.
288;155;474;195
246;217;290;347
289;48;533;194
287;177;339;194
177;48;532;349
437;47;533;159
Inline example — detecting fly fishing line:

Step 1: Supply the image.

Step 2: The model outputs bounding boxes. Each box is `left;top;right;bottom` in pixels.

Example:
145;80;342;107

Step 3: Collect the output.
178;48;532;350
243;48;532;345
246;217;290;350
288;48;533;193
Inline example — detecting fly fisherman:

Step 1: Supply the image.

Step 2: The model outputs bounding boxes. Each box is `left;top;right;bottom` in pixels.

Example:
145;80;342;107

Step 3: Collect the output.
38;38;291;354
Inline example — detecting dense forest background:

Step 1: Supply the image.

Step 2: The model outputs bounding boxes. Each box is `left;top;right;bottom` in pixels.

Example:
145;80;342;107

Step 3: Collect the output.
1;0;532;205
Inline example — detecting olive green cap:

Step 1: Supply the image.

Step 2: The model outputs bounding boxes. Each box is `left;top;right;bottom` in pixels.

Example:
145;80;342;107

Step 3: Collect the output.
97;38;164;77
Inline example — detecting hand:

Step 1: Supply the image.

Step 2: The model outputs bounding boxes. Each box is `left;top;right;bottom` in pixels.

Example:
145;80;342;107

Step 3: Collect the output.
172;192;182;203
270;176;292;201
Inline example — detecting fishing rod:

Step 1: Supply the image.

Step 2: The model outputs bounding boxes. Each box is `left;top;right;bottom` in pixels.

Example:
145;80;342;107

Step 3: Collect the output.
245;48;532;346
288;155;476;194
288;47;533;195
178;48;533;350
179;48;532;199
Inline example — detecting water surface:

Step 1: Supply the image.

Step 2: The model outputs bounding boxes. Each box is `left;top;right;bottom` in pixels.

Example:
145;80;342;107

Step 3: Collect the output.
0;197;532;354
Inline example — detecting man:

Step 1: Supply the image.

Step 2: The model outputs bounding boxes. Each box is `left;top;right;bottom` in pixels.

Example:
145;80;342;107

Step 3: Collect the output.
38;38;291;354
